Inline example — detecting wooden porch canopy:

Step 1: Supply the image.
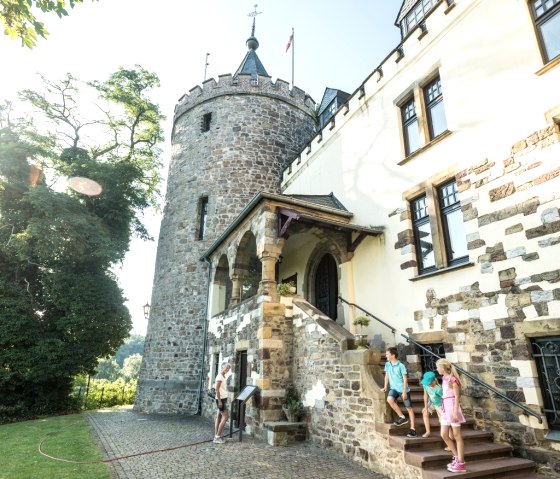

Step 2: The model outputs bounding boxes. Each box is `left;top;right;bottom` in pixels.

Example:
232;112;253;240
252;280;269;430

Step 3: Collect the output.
277;207;383;253
201;191;384;260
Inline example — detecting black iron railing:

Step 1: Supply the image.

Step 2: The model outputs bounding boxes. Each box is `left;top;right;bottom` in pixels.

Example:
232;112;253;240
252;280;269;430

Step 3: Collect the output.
530;337;560;429
338;297;396;333
339;296;543;424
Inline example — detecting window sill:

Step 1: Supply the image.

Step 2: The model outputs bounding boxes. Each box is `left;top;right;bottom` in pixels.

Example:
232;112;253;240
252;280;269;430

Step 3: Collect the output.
546;430;560;442
409;261;474;281
398;129;453;166
536;55;560;76
444;3;456;15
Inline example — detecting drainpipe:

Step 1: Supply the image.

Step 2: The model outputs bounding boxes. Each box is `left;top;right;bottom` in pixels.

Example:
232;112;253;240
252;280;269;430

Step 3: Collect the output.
346;260;357;334
196;256;213;415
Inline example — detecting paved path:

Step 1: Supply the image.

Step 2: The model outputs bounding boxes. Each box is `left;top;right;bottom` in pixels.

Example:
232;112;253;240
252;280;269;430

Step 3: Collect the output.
86;407;390;479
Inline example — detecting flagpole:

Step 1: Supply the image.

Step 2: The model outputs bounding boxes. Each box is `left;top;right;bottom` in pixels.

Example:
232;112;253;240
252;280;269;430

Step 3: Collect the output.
291;27;295;88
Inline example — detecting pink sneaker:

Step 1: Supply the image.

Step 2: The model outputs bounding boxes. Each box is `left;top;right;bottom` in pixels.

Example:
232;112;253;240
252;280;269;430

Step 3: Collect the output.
446;457;457;469
449;461;467;473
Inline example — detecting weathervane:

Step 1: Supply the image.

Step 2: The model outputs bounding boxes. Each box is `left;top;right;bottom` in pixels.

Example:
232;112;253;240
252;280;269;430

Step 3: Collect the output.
247;4;262;37
204;52;210;81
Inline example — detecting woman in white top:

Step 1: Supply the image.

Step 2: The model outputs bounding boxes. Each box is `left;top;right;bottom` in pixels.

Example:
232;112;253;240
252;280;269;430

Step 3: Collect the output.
213;362;231;444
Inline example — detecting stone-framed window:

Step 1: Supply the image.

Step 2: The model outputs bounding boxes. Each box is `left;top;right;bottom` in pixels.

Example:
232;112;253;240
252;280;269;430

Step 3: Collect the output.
530;336;560;430
529;0;560;63
201;112;212;132
409;179;468;275
197;196;209;240
397;73;449;160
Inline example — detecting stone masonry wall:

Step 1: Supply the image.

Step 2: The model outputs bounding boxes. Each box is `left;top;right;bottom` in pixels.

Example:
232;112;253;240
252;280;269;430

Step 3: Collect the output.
392;124;560;475
136;75;316;414
202;293;295;437
289;300;422;479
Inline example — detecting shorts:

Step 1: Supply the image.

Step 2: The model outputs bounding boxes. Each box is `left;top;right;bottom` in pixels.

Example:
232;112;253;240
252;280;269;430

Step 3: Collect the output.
440;397;465;426
388;388;412;408
439;417;462;427
215;398;228;413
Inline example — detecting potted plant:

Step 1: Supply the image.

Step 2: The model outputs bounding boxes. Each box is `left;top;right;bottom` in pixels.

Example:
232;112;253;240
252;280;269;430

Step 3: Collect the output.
282;386;304;422
277;281;296;297
353;315;371;348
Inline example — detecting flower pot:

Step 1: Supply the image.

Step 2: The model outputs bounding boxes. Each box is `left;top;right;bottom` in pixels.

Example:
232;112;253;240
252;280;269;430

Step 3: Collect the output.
282;405;299;422
355;334;368;349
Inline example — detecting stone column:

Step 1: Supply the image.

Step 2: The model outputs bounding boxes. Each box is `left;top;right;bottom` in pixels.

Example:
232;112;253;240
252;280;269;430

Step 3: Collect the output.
231;273;241;305
258;250;280;295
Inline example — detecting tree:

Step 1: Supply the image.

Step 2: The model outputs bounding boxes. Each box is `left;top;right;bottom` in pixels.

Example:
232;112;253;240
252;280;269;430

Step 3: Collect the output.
1;0;93;48
121;353;142;381
0;66;163;417
94;359;120;381
114;335;145;367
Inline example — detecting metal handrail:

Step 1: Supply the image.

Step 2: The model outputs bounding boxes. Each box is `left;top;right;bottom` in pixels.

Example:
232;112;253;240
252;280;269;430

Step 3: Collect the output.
338;297;396;333
339;296;543;424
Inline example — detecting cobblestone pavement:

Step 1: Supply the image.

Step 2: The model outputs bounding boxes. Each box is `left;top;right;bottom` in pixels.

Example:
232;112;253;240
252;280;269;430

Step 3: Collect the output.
86;407;391;479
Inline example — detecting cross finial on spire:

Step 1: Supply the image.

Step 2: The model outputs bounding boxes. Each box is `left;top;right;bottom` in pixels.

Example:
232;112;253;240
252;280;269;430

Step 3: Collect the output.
247;4;262;37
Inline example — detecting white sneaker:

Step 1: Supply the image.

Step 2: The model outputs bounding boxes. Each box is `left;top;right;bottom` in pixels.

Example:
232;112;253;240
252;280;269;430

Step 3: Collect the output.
213;436;225;444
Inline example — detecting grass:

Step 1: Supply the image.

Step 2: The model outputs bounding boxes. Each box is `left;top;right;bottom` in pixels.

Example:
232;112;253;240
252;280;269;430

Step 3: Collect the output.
0;413;111;479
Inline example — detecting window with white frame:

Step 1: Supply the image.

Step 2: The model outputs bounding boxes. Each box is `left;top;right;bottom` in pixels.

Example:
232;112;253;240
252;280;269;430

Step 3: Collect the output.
530;0;560;63
411;180;468;274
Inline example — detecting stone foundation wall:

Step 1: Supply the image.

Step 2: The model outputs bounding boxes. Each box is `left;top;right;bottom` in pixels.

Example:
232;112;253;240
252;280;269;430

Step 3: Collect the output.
202;294;295;437
289;300;422;479
393;125;560;475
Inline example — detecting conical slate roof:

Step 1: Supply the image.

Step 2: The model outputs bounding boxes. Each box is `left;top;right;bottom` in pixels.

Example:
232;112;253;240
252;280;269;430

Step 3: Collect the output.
235;42;269;78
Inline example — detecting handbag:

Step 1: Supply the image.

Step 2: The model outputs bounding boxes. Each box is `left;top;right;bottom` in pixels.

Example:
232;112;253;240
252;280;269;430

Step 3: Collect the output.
207;387;216;399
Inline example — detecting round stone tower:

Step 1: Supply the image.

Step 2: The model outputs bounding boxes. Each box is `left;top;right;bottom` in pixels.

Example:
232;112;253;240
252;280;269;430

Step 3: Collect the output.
135;34;316;414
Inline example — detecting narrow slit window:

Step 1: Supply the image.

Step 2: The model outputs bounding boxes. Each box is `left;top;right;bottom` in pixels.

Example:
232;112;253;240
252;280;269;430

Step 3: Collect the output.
202;113;212;132
198;197;208;240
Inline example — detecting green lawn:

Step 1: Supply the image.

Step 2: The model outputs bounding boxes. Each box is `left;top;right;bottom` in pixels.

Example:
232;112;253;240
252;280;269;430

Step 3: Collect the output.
0;413;111;479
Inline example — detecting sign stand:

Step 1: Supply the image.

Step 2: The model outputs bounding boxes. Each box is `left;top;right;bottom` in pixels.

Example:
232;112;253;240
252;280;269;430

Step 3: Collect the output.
229;385;258;442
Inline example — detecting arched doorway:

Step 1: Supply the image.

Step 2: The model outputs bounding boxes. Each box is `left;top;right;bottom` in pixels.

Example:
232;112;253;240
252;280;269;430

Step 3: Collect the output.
314;253;338;320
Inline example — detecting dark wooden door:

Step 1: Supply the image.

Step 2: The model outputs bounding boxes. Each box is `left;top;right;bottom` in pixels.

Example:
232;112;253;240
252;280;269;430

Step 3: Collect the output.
314;254;338;320
235;351;247;428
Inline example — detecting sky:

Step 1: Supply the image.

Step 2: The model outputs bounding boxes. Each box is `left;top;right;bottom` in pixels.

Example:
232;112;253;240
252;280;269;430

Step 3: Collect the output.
2;0;403;335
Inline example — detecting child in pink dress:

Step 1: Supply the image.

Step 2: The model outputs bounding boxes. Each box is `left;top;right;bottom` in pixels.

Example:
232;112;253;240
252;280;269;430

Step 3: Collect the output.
436;358;466;473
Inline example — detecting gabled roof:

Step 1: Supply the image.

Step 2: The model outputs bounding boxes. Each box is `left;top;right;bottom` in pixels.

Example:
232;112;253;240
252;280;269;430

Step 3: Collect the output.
201;192;383;260
317;88;351;117
283;193;348;211
235;48;269;78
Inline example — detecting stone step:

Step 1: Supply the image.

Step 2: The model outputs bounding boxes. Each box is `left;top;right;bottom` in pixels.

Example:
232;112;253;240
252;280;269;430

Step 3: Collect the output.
262;420;307;446
404;441;513;468
388;428;494;451
422;457;540;479
376;417;476;437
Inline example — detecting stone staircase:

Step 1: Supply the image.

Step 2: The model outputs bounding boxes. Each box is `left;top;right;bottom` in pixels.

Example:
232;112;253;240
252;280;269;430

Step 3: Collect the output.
375;378;549;478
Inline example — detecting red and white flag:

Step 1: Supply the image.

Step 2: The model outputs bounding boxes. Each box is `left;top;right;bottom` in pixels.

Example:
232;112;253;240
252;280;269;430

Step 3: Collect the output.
285;29;294;53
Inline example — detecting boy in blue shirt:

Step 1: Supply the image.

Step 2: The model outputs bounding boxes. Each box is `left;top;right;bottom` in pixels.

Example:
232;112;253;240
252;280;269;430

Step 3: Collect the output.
380;347;416;437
